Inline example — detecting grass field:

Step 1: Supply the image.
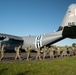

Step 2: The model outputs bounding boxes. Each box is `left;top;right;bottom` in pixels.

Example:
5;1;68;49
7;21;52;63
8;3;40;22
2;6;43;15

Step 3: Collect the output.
0;57;76;75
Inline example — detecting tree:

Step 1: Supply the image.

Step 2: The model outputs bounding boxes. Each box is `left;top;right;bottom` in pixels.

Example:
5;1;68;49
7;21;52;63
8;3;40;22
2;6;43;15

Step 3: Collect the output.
72;43;76;47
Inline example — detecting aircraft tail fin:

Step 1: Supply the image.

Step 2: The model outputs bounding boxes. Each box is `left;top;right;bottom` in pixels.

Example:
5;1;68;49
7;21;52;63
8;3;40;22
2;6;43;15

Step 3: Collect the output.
57;4;76;31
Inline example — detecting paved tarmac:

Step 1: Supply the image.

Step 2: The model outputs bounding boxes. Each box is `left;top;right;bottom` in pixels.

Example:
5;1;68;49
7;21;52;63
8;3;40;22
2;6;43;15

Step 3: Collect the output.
0;52;75;62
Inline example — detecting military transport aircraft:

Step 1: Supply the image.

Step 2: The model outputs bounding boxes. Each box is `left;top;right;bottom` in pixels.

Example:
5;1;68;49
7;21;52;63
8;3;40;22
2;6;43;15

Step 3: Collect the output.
0;4;76;51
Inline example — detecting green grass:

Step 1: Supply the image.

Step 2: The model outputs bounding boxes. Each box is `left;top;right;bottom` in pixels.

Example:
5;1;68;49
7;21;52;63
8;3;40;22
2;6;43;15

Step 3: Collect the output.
0;57;76;75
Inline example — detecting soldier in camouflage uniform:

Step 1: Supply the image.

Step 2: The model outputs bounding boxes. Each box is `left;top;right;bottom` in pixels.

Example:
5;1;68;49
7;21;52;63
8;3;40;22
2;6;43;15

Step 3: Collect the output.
71;47;75;56
60;47;64;57
68;47;73;56
53;47;57;58
56;47;60;58
62;47;67;57
0;44;5;61
43;46;47;60
15;45;22;60
49;47;54;59
36;47;41;60
67;47;70;56
26;46;32;61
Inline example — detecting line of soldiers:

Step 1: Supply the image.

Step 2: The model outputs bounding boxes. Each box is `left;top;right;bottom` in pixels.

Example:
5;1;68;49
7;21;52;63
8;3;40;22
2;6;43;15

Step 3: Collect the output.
0;44;76;61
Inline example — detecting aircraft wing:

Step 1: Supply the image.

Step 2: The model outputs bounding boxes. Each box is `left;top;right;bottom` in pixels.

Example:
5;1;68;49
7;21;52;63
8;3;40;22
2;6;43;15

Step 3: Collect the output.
0;33;23;41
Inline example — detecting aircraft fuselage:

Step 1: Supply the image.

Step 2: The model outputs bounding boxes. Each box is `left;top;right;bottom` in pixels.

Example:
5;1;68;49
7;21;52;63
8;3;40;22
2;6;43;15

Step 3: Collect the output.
0;4;76;51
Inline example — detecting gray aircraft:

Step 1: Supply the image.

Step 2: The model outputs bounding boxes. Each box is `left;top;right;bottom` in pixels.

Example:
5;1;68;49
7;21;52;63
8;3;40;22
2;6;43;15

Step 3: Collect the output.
0;4;76;51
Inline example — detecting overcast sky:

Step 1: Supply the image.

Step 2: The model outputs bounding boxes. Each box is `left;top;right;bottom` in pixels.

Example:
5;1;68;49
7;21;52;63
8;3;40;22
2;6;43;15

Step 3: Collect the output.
0;0;76;46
